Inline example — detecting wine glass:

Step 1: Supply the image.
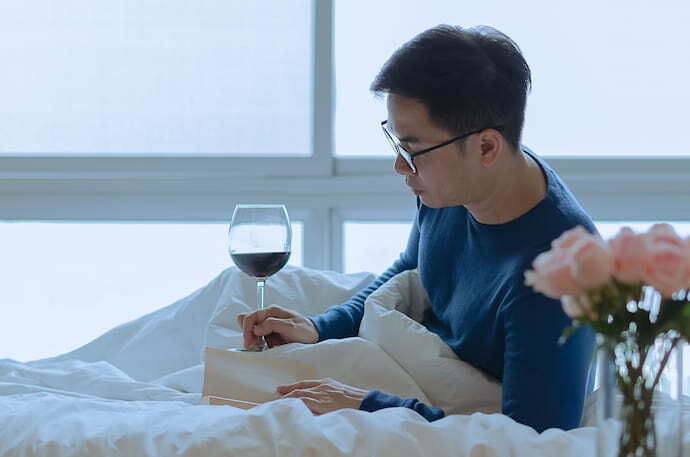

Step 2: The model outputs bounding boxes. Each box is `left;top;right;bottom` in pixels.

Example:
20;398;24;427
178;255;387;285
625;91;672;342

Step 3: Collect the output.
228;204;292;351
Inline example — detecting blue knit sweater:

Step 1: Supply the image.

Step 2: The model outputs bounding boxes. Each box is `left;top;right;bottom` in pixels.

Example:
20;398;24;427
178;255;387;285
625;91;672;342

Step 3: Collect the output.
310;148;596;433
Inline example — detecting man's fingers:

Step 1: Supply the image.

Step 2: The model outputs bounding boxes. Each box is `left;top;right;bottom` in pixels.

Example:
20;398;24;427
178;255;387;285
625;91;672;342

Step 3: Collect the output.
253;306;293;322
265;305;294;317
239;306;303;349
241;310;274;348
280;388;322;401
254;317;293;337
277;379;323;394
290;395;323;415
265;333;287;348
241;311;275;348
279;388;327;415
241;312;261;348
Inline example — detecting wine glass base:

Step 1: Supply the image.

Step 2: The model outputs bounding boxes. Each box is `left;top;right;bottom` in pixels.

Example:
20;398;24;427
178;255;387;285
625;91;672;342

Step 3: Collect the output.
229;340;269;352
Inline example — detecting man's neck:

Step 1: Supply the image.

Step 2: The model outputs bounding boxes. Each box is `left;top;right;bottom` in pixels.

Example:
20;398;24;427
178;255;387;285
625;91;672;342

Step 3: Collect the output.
465;150;547;225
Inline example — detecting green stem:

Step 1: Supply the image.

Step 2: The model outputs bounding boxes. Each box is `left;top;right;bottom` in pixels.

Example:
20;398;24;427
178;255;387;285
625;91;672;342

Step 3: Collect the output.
617;359;656;457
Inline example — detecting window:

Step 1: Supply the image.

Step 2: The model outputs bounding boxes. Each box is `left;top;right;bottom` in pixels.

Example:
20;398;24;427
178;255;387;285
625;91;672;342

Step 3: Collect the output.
0;1;312;157
2;1;689;367
343;221;411;274
0;221;302;362
335;0;690;157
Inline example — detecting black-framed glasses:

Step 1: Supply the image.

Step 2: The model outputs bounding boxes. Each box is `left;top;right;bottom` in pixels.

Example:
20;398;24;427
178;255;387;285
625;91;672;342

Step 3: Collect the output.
381;120;503;174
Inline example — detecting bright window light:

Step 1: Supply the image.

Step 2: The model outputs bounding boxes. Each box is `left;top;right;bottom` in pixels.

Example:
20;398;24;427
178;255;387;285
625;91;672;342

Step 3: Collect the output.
0;1;312;155
343;221;412;274
0;221;302;362
335;0;690;157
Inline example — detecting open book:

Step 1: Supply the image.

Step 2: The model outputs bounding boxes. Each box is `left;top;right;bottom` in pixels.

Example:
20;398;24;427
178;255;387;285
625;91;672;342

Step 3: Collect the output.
201;346;317;409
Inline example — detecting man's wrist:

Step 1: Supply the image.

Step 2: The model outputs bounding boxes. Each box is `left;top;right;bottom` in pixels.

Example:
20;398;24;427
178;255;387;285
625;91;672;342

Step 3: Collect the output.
306;318;319;344
306;316;322;343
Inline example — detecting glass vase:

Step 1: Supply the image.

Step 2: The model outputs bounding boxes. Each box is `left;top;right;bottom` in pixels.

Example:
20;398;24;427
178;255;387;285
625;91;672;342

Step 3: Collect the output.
598;336;686;457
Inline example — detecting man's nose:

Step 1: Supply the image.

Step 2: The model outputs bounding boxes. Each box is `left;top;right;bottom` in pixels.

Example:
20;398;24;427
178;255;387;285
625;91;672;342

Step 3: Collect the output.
394;154;414;176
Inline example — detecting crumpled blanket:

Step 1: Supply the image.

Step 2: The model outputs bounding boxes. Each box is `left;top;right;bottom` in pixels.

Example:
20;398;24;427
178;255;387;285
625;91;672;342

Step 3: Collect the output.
0;266;687;456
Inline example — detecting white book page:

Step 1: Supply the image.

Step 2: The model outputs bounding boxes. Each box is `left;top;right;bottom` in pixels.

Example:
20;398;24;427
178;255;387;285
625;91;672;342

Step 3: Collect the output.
202;347;317;404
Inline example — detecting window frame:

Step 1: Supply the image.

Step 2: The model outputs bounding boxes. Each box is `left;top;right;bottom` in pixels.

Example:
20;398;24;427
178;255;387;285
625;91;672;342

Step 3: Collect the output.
2;0;690;272
0;0;334;180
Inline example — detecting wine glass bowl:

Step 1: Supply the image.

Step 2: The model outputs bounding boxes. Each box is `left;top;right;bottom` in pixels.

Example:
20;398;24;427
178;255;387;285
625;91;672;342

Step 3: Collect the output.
228;204;292;351
230;252;291;279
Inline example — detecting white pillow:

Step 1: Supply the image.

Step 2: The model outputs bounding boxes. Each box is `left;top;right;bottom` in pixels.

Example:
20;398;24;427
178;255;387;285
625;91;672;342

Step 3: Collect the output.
359;269;502;416
31;269;231;382
204;265;375;350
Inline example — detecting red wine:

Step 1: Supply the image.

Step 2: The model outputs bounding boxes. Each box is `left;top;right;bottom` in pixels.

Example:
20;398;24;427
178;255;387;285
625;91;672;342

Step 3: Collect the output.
231;251;290;278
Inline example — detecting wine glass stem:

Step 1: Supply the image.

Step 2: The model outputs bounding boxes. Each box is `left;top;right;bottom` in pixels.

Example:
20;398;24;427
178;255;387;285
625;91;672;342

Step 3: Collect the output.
256;278;267;350
257;278;265;311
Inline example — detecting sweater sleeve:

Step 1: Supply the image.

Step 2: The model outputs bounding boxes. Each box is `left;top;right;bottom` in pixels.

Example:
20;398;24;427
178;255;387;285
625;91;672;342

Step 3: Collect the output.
501;289;595;432
309;204;421;341
359;390;445;421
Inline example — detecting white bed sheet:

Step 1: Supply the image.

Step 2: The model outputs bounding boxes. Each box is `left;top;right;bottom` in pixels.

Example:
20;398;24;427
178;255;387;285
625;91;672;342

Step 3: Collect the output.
1;266;688;457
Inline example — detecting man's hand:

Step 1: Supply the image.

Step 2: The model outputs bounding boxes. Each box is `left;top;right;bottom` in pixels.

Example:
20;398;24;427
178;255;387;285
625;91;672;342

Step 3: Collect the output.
276;378;368;415
236;305;319;349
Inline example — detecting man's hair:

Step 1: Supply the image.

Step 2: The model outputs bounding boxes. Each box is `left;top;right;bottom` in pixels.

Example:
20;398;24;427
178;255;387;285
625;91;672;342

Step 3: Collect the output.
371;25;531;151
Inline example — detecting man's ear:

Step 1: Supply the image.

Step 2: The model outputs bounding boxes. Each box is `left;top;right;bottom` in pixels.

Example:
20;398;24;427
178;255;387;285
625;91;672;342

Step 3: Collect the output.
478;129;503;167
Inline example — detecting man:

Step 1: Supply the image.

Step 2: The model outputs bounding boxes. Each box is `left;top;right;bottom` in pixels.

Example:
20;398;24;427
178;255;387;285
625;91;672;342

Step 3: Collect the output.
237;24;595;433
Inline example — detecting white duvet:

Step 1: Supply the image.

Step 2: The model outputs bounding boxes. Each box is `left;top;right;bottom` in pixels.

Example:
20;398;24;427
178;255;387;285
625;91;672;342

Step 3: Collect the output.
1;266;688;457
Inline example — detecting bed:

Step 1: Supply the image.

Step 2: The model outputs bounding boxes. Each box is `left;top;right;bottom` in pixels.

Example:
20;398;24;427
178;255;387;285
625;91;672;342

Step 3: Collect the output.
1;266;687;456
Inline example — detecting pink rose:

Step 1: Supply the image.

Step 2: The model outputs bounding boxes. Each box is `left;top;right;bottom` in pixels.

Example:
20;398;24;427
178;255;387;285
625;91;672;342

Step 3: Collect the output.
525;226;613;299
571;236;614;290
609;227;648;283
561;294;594;319
525;250;581;299
551;225;590;250
647;223;678;239
642;224;690;297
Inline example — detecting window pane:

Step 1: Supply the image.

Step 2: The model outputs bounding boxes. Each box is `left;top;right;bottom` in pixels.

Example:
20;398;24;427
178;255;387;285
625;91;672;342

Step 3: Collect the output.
343;221;411;274
0;1;311;156
0;221;302;362
335;1;690;157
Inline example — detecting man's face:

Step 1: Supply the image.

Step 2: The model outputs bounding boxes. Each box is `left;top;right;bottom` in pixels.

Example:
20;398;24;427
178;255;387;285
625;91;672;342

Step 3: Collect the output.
386;94;483;209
